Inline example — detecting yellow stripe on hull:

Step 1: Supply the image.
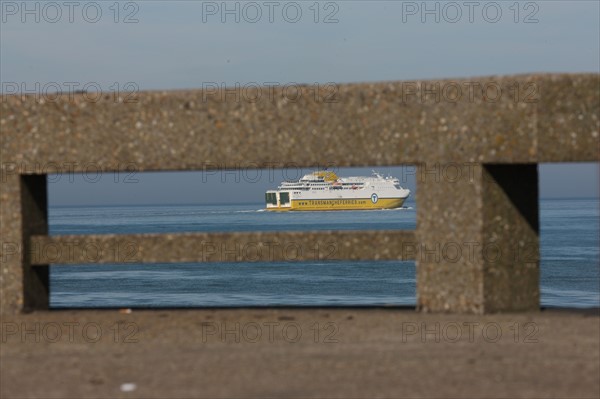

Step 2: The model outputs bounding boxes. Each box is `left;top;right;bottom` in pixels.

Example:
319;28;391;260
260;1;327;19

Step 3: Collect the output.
267;198;406;211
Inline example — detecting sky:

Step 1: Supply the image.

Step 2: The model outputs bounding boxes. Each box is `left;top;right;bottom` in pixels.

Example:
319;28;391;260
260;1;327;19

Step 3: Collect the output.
44;164;599;206
1;0;599;205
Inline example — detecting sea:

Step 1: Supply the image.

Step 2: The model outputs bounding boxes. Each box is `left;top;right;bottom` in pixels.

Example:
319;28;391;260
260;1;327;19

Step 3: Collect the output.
49;198;599;308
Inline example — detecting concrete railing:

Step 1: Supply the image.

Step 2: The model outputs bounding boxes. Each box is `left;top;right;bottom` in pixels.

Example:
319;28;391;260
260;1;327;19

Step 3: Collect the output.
1;73;598;314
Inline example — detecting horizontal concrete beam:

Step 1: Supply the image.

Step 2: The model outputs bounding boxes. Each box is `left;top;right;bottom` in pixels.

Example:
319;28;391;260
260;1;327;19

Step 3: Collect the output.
29;230;417;264
1;74;598;174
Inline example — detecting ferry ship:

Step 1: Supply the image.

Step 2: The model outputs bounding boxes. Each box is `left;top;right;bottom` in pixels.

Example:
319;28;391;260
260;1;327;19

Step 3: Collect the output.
265;170;410;211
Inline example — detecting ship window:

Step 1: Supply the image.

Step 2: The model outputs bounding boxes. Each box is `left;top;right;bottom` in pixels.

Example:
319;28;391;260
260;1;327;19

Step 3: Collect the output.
265;192;277;205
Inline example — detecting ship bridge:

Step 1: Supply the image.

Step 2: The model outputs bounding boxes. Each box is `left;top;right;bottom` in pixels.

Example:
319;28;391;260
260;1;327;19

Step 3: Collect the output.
300;171;338;182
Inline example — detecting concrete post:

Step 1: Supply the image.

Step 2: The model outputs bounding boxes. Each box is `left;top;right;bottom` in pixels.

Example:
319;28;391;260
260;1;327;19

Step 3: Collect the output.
416;163;539;313
0;173;49;314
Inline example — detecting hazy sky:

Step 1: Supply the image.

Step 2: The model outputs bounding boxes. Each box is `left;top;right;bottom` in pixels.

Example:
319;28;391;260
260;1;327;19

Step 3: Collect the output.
45;164;598;206
1;0;598;205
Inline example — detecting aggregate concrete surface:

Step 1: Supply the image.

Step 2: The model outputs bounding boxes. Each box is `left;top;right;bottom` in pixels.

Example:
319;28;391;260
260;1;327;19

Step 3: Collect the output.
1;308;599;398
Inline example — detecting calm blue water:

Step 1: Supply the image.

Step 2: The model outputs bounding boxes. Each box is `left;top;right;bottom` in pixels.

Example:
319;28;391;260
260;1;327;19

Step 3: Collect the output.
49;198;599;308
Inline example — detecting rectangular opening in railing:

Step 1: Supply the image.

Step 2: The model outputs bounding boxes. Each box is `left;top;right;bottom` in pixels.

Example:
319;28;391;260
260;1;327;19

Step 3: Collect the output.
537;163;599;308
41;165;418;308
